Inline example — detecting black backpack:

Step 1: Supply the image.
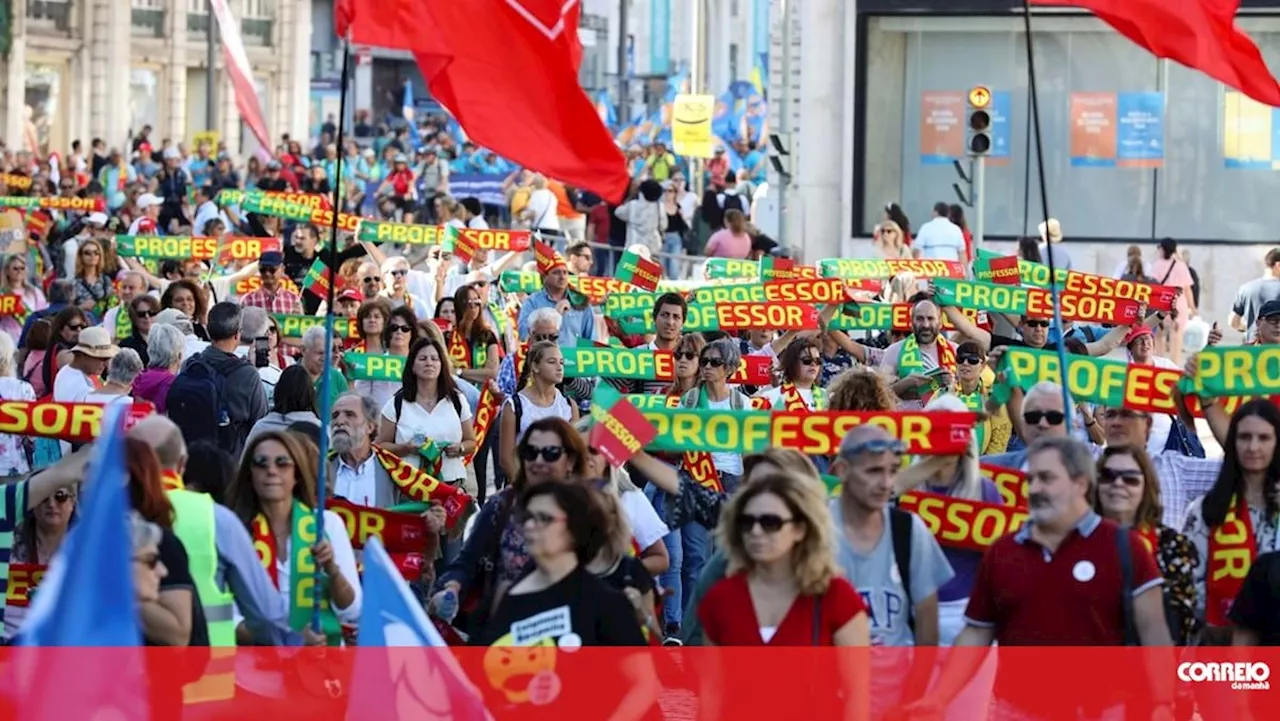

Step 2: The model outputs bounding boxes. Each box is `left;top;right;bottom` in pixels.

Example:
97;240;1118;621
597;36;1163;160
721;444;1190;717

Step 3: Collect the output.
888;507;916;634
166;355;233;446
720;192;746;215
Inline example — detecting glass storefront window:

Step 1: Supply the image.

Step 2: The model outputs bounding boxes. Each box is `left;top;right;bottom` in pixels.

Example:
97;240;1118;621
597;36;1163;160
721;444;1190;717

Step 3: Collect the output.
130;67;161;137
23;63;61;156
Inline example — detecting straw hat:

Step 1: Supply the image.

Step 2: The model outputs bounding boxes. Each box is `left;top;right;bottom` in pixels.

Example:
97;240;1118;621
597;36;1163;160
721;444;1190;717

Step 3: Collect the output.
71;327;120;359
1038;218;1063;244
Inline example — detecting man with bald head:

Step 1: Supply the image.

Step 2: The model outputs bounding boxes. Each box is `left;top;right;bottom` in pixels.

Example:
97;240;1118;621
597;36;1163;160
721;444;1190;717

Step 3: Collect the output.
880;299;956;408
104;270;148;342
129;415;319;656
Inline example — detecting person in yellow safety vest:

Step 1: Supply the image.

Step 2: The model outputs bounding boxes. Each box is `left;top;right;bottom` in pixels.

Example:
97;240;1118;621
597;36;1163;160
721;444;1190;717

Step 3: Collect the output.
129;417;324;707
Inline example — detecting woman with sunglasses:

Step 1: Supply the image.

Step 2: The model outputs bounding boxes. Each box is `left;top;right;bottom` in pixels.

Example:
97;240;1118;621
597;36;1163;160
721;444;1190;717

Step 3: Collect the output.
449;283;500;386
499;340;578;482
380;257;429;321
73;238;113;317
1093;445;1198;646
226;431;360;646
5;485;76;639
953;341;1010;455
473;480;659;717
696;472;869;715
664;333;706;398
118;294;161;367
0;253;44;343
431;418;588;636
756;337;826;411
39;305;90;394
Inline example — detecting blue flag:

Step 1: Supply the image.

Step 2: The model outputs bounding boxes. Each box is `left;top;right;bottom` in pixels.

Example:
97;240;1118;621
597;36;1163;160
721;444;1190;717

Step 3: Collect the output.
348;538;491;721
403;80;422;146
18;405;149;720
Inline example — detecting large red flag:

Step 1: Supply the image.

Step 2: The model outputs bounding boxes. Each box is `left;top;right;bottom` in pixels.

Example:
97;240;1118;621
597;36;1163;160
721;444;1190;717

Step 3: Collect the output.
1032;0;1280;106
336;0;628;202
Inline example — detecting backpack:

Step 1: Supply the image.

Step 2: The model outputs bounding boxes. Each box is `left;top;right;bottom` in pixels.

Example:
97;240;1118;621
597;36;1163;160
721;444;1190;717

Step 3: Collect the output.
680;388;745;411
166;355;233;446
888;507;916;634
719;192;746;216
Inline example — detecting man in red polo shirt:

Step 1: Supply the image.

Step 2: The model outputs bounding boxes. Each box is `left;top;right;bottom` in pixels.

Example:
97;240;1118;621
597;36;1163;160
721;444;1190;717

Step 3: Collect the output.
909;436;1176;721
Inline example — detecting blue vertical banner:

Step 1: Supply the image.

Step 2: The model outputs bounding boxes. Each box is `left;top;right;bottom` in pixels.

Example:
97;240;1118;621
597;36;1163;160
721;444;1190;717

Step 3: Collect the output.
989;90;1012;164
1116;92;1164;167
650;0;670;75
754;0;771;63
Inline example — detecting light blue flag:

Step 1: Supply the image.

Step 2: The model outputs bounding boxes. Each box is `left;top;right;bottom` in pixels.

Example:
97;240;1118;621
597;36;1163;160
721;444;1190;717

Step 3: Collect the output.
348;538;491;721
403;80;422;146
18;405;149;720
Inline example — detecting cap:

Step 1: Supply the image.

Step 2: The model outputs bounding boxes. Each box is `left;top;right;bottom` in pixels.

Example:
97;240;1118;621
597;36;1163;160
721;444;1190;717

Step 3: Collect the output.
70;327;120;359
534;241;567;276
152;308;191;327
85;212;109;227
1260;300;1280;319
1124;325;1153;345
260;251;284;267
137;193;163;209
163;147;181;160
1039;218;1063;244
394;153;408;163
338;288;363;303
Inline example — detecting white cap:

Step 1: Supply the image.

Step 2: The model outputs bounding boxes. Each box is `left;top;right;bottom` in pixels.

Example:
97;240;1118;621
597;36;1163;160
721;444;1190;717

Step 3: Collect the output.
86;212;109;227
137;193;163;209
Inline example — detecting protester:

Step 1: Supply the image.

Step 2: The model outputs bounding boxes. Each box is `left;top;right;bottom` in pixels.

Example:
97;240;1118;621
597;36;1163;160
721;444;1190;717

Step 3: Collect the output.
247;365;323;446
498;340;576;481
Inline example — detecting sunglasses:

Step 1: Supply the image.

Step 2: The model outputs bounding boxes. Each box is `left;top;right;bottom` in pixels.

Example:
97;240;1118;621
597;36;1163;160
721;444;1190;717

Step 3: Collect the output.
252;454;295;470
65;323;86;332
700;356;726;368
362;276;381;284
516;509;566;527
51;489;75;504
737;513;795;534
1099;468;1144;487
842;438;907;457
533;333;559;343
390;269;408;277
675;350;698;361
388;323;413;334
519;445;565;463
958;354;984;365
1023;410;1066;426
799;356;821;367
1023;320;1051;329
133;554;162;570
260;265;279;275
1103;408;1149;420
135;309;157;319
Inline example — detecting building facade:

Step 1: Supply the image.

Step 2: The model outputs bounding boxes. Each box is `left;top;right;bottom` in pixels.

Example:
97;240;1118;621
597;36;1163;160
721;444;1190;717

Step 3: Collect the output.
773;0;1280;324
1;0;312;158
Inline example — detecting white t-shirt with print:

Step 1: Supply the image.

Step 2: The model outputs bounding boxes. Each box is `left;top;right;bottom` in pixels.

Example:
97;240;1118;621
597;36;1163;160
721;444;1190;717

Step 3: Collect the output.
705;397;743;475
619;489;669;551
381;391;473;481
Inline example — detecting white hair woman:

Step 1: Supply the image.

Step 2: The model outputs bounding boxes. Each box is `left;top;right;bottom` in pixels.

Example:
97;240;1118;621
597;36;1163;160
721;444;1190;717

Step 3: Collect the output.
0;330;35;476
132;324;184;413
86;347;143;404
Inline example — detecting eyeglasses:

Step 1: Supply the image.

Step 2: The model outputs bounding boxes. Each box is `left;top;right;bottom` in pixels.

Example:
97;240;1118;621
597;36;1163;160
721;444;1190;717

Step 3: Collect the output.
799;356;821;367
133;554;162;570
516;509;566;527
252;454;295;470
1102;408;1149;421
841;438;907;457
1023;410;1066;426
737;513;795;534
958;354;984;365
362;276;381;284
65;323;86;332
388;323;413;334
519;445;565;463
675;350;698;361
1023;319;1051;329
1099;468;1144;487
532;333;559;343
700;356;726;368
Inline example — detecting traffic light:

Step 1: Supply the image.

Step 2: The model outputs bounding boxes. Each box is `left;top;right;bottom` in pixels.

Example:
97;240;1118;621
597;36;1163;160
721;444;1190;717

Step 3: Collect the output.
967;85;993;156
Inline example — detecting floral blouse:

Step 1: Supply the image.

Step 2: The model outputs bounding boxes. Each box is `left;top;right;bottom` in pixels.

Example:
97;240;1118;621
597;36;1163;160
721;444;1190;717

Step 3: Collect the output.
1152;523;1199;645
1181;495;1280;626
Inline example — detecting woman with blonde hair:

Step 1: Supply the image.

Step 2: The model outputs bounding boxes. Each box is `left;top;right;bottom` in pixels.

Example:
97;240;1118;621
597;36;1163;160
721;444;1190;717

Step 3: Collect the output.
828;366;897;412
0;330;35;476
874;219;911;260
0;253;45;342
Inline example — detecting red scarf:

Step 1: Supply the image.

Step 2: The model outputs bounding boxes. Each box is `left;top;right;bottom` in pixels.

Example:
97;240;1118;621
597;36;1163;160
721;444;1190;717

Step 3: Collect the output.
161;470;184;491
251;514;281;588
1206;496;1257;627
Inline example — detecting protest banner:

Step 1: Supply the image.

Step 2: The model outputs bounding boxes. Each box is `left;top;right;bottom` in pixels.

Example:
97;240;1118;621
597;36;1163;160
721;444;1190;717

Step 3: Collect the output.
981;462;1029;508
235;274;302;296
992;347;1182;415
498;270;543;295
973;254;1021;285
216;189;330;210
325;497;428;554
624;394;681;410
563;346;771;385
0;401;153;442
0;294;30;318
1183;345;1280;399
705;257;764;279
933;278;1144;324
464;387;501;466
973;249;1178;310
826;303;987;333
240;190;362;233
614;301;820;334
819;257;967;280
898;491;1029;551
5;563;46;607
358;220;449;245
273;314;359;340
0;174;33;190
0;196;106;212
115;235;282;262
588;386;659;466
692;278;853;306
615;251;663;291
344;353;405;382
640;408;977;455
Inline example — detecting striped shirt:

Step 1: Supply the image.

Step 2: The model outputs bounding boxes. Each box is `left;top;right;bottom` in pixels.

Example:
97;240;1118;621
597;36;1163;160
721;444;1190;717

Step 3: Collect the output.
0;481;29;616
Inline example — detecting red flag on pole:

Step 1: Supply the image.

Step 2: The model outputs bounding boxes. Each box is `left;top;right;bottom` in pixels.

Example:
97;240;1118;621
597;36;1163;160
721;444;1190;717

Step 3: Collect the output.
1031;0;1280;106
335;0;629;202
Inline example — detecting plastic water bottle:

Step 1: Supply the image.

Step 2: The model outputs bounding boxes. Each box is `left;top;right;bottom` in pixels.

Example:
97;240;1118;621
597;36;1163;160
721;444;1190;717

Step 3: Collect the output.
436;588;459;622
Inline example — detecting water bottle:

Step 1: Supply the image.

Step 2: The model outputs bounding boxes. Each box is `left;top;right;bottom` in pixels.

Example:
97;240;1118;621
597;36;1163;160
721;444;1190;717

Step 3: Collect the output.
435;588;459;622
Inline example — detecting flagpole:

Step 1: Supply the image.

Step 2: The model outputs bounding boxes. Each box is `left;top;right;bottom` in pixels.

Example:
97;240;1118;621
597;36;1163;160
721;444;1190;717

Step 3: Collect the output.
311;37;351;634
1021;0;1073;427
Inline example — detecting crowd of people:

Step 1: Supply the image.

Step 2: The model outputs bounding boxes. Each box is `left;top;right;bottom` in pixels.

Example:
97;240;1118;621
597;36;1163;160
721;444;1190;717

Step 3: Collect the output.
0;131;1277;721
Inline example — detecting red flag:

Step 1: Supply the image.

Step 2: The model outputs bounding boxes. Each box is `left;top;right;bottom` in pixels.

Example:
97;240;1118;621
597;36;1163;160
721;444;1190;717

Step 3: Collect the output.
1031;0;1280;106
336;0;628;202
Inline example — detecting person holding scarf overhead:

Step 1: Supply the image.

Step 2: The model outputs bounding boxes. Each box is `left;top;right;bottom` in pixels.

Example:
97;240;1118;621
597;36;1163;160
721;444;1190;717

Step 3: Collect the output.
449;283;500;387
952;341;1010;455
880;299;955;409
756;338;826;412
225;430;361;647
